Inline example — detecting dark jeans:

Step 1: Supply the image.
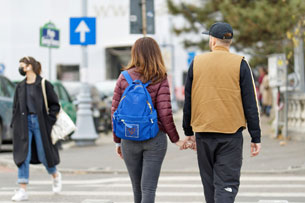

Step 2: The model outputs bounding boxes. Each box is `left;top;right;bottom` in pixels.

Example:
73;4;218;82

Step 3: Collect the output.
196;132;243;203
18;115;57;184
121;131;167;203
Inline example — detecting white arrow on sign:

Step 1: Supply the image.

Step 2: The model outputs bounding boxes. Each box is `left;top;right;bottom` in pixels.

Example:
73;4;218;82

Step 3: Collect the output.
75;20;90;43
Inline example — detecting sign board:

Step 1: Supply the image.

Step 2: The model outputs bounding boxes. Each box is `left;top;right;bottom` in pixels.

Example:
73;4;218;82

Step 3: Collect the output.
70;17;96;45
0;63;5;74
187;52;196;66
268;54;287;88
130;0;155;34
40;22;60;48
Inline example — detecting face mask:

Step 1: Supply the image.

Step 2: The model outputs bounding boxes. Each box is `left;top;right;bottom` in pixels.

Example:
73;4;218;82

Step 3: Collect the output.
19;67;26;76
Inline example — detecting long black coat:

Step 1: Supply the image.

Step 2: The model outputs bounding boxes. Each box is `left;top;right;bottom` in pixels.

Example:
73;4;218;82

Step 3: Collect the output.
11;75;60;167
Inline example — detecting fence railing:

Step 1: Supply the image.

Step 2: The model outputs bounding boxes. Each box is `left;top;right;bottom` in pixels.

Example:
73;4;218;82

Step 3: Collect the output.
287;93;305;134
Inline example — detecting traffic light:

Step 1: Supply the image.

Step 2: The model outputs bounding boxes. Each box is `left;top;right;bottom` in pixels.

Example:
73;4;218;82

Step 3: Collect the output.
130;0;155;35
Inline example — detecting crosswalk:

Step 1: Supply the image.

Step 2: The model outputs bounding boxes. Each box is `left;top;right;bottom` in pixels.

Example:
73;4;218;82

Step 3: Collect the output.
0;173;304;202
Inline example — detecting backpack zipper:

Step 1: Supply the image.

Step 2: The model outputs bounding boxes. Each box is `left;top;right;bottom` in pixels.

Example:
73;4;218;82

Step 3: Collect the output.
119;96;126;103
147;101;152;114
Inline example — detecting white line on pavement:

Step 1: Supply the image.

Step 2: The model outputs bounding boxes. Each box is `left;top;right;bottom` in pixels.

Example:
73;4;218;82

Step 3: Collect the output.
74;183;305;189
114;201;304;203
25;176;305;185
0;201;303;203
0;191;305;197
0;202;73;203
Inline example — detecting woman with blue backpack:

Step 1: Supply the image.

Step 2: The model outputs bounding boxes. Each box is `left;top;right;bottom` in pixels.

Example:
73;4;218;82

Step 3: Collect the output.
112;37;184;203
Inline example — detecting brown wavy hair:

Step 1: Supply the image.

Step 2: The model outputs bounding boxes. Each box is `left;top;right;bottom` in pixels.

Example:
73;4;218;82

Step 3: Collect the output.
124;37;167;84
19;56;42;75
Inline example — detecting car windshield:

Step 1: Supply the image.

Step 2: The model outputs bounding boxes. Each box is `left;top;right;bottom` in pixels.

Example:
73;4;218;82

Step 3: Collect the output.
61;82;82;101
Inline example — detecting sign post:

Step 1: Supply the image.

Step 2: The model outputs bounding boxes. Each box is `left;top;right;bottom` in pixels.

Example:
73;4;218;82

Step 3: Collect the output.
268;54;288;139
70;1;98;146
40;22;60;80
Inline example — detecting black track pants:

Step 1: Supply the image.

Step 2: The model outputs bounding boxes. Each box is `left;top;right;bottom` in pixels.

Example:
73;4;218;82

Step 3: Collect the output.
196;132;243;203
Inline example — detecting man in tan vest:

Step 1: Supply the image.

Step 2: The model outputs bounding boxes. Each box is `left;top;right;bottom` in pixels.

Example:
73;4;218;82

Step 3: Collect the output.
182;22;261;203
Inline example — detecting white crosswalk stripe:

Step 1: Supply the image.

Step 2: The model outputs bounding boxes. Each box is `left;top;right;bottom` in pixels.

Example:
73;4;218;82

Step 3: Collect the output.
0;174;304;202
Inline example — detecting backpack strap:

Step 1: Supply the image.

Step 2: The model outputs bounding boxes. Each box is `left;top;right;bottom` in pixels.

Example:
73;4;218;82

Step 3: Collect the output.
143;81;151;88
122;71;133;85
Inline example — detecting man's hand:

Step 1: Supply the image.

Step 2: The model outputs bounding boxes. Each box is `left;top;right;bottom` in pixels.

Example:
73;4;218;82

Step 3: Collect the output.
181;136;197;151
116;145;123;159
250;143;261;157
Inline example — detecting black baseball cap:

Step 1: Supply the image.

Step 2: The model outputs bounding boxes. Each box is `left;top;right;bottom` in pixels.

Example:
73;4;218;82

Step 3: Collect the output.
202;22;233;39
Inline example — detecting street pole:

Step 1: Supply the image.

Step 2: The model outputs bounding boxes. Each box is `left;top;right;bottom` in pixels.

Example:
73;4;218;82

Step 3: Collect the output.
71;0;98;146
169;16;178;112
141;0;147;36
294;36;305;92
284;58;288;139
48;47;52;80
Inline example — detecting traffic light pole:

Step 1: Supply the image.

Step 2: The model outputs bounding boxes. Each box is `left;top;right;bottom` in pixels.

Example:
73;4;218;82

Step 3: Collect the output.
71;0;98;146
141;0;147;36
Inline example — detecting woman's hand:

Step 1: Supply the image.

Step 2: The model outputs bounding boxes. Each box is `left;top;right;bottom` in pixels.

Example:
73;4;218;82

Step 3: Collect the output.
181;136;197;151
116;145;123;159
175;140;185;150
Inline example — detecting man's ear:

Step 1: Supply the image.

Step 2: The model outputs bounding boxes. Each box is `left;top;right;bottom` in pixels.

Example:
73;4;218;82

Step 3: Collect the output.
212;37;217;46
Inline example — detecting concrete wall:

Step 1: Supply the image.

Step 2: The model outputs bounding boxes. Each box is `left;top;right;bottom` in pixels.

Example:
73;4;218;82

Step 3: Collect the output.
0;0;197;87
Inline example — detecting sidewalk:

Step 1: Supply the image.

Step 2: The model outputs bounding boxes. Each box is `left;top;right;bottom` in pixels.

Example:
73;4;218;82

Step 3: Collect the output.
1;111;305;174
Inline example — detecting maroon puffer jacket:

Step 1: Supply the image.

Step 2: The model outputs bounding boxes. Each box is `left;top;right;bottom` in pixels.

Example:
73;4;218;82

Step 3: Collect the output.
111;67;179;144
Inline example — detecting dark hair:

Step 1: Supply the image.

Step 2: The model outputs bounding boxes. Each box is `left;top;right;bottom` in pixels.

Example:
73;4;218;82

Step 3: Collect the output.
19;56;42;75
262;67;268;75
124;37;167;84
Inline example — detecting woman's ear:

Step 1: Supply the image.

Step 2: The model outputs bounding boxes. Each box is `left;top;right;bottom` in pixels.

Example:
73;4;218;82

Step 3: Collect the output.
26;65;32;71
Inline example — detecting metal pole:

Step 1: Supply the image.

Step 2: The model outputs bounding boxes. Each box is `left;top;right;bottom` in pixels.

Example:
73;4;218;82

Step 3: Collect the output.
169;16;178;112
141;0;147;36
294;37;305;92
48;47;52;80
71;0;98;145
284;57;289;139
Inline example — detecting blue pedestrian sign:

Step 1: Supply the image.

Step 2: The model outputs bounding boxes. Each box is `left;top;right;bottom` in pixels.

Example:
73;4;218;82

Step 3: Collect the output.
70;17;96;45
0;63;5;75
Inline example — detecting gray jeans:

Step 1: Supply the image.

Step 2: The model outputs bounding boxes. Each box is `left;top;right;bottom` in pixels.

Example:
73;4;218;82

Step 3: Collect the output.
121;131;167;203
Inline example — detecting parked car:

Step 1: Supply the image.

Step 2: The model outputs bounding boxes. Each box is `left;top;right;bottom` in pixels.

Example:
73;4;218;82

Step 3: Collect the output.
52;81;77;124
95;80;117;133
0;75;15;150
62;82;105;133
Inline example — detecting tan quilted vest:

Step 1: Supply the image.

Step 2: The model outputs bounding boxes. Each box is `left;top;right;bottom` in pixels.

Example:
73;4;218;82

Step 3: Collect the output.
191;46;246;133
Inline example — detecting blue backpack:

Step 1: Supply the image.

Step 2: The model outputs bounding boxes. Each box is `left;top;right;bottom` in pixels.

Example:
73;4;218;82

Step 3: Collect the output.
112;71;159;141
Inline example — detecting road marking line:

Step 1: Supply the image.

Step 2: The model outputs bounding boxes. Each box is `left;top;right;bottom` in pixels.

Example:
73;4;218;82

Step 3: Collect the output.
116;202;302;203
0;202;73;203
25;176;305;185
74;183;305;189
0;202;298;203
0;202;303;203
0;191;305;197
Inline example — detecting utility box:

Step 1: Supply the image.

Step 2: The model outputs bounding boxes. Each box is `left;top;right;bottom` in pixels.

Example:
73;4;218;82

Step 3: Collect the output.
268;54;287;88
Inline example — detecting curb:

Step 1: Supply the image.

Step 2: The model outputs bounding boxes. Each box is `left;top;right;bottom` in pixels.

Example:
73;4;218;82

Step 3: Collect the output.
1;158;305;175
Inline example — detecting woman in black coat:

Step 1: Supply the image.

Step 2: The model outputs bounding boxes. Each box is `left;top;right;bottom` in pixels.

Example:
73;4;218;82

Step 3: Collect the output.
11;56;62;201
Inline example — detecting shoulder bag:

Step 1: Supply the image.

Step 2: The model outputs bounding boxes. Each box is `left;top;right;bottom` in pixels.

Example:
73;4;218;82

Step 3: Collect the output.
41;78;76;145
